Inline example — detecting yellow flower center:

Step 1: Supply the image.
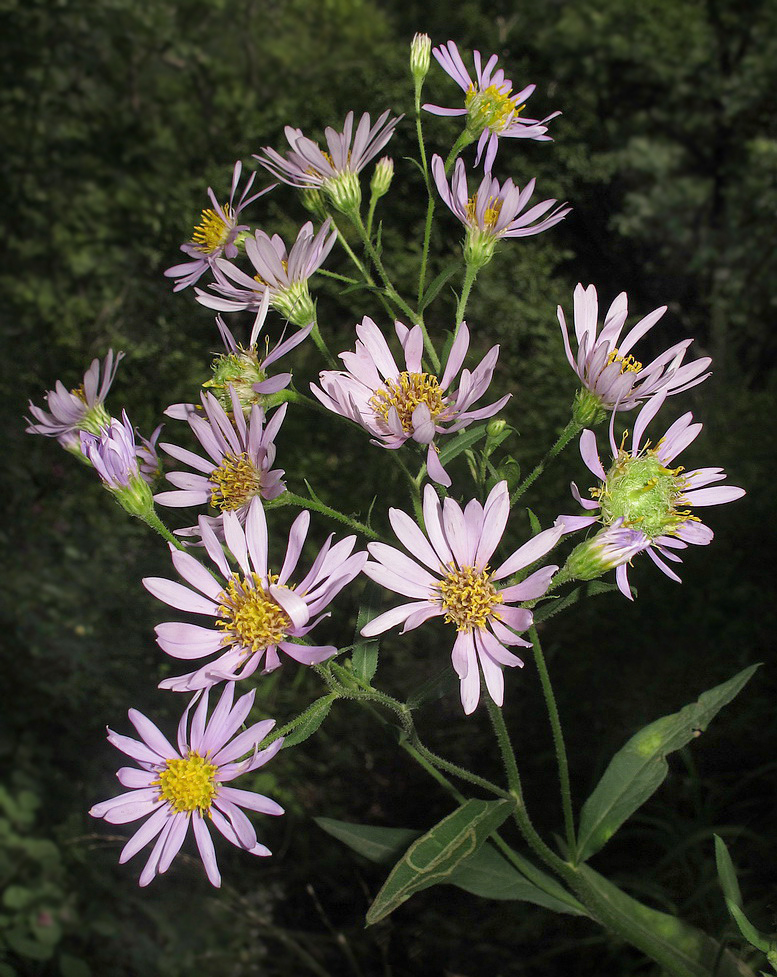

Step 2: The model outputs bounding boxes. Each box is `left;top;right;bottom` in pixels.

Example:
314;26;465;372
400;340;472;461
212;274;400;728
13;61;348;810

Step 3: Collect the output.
605;349;643;375
210;452;263;511
465;84;524;133
253;259;288;289
369;372;447;433
437;564;503;632
216;573;291;653
465;193;503;231
192;204;233;254
154;753;218;815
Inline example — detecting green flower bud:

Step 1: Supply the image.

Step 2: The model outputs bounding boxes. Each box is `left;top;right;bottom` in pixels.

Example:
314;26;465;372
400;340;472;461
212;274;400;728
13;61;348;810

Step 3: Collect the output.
571;388;608;428
370;157;394;200
411;33;431;84
301;188;328;221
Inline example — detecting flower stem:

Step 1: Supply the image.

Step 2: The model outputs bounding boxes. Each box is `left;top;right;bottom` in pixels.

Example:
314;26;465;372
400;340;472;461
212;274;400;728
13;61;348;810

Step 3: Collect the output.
529;625;577;860
274;491;383;542
455;262;479;332
310;318;338;369
143;509;187;550
510;418;582;505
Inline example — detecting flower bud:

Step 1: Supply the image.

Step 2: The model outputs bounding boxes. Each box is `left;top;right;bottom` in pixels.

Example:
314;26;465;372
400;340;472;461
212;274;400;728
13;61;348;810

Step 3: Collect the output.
301;188;328;221
571;388;607;428
370;157;394;200
410;33;431;84
563;524;649;582
271;282;316;328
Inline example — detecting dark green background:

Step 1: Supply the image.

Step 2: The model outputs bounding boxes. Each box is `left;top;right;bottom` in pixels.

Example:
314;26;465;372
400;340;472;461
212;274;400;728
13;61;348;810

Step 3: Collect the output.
2;0;776;974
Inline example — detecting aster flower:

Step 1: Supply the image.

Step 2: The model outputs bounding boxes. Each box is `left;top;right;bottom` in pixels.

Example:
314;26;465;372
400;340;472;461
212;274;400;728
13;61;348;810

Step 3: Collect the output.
424;41;559;171
164;161;274;291
135;423;164;485
143;500;367;691
564;390;745;598
558;284;712;420
361;481;563;714
27;350;124;454
311;318;510;487
155;388;287;535
255;111;401;213
197;220;336;327
432;156;570;268
90;682;284;887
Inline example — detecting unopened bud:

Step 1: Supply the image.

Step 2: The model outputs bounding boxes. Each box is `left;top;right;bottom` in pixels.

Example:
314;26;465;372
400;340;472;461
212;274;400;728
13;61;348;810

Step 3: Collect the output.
410;33;431;84
564;524;649;582
370;157;394;200
301;188;328;221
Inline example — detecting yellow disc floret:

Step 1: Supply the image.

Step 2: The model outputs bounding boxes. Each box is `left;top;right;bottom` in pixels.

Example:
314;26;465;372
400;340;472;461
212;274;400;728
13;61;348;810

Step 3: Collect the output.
437;564;504;632
369;372;447;432
605;349;643;375
466;193;503;231
216;573;291;653
210;452;263;511
465;84;524;134
155;753;218;815
192;205;233;254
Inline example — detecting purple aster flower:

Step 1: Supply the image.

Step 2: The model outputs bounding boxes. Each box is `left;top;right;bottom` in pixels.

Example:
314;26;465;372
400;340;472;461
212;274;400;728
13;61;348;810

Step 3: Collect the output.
423;41;559;171
197;220;336;327
563;390;745;598
156;388;287;537
143;500;367;692
361;481;563;714
81;412;161;518
432;155;570;267
164;161;274;291
90;682;284;887
26;350;124;454
135;423;164;485
255;111;401;213
311;317;510;487
558;284;712;414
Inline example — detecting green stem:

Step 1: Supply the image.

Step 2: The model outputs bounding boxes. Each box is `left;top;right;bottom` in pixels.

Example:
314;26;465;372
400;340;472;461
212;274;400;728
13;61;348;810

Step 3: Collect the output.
455;262;479;331
310;318;338;368
388;451;424;526
143;509;187;550
330;215;403;323
415;88;434;309
511;418;582;505
366;192;379;242
529;625;577;860
409;736;511;799
352;211;419;322
274;491;383;542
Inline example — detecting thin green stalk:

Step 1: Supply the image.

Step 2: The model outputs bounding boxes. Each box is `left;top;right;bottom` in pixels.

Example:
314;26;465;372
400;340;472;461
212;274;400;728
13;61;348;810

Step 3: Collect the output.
277;491;383;542
409;736;511;799
529;625;577;861
510;418;582;505
387;451;424;526
415;88;434;308
310;318;338;368
352;211;418;323
330;215;403;323
144;510;187;550
455;262;479;331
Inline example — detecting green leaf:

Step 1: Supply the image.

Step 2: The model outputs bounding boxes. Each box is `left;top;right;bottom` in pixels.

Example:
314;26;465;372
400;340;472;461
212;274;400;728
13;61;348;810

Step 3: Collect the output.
366;798;515;925
526;508;542;535
448;843;587;915
577;665;759;862
576;865;754;977
315;818;419;863
726;900;773;955
533;582;619;625
715;834;743;907
419;263;459;312
352;586;380;683
281;695;336;748
438;425;488;466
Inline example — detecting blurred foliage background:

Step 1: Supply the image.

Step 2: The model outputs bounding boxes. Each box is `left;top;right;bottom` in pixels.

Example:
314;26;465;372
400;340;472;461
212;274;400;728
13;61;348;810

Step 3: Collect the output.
2;0;776;973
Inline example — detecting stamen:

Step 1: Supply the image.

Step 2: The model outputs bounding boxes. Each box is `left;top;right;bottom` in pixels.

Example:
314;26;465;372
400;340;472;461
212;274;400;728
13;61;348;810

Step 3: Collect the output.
466;193;503;230
465;83;524;132
605;349;643;375
210;453;263;511
154;753;218;815
369;372;447;432
216;572;291;653
192;205;233;254
437;564;503;632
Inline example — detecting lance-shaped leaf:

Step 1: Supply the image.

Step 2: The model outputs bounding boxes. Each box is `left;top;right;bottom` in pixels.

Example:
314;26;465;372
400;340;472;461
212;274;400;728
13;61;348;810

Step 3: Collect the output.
715;835;775;957
281;694;336;748
577;665;759;862
438;424;488;466
576;865;755;977
316;816;586;915
365;799;515;924
419;262;459;311
352;585;381;683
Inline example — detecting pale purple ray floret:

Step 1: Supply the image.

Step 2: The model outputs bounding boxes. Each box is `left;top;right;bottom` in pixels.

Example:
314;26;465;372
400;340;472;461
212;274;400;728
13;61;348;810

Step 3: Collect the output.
143;500;367;692
255;111;401;189
196;220;336;325
156;386;287;536
558;283;712;411
424;40;559;171
81;411;144;489
361;481;563;715
432;155;570;240
563;389;745;598
311;317;510;487
90;682;284;888
26;350;124;452
165;161;274;291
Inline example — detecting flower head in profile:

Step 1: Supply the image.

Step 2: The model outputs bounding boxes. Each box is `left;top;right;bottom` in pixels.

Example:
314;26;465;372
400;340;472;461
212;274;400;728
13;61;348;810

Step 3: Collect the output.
558;284;711;423
361;482;563;714
563;390;745;598
143;501;367;691
311;317;510;486
424;41;559;171
81;411;159;519
197;220;336;327
27;350;124;454
90;682;284;887
165;161;274;291
256;111;402;213
432;156;570;268
155;389;287;535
